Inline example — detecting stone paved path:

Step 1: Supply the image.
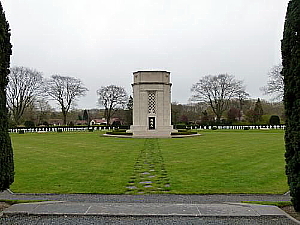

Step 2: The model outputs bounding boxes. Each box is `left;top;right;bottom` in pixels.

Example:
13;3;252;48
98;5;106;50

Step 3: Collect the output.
126;139;170;194
2;201;299;225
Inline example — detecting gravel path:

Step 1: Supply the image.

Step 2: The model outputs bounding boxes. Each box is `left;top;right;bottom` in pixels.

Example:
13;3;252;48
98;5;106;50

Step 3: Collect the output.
0;215;298;225
0;190;291;204
1;191;297;225
0;215;297;225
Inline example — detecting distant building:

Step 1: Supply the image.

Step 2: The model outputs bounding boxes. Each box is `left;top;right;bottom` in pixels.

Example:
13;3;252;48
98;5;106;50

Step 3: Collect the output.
48;119;64;126
90;118;123;126
90;118;107;126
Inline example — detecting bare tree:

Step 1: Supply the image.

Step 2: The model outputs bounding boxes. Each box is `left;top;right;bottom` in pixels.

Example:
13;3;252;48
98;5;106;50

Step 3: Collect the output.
45;75;88;125
6;66;44;125
191;74;248;123
97;85;128;125
260;64;283;101
35;98;53;125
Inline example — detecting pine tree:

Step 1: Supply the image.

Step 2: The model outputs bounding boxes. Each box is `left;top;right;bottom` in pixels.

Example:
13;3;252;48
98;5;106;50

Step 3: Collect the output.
83;109;89;123
282;0;300;211
126;96;133;125
0;2;14;191
253;98;264;123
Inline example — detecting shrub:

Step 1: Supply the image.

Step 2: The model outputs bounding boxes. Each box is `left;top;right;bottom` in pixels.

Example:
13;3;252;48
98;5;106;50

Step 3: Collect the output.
172;131;197;135
110;132;132;135
24;121;35;127
232;121;251;126
114;129;127;132
18;130;25;134
175;124;187;129
172;129;198;135
117;125;130;129
57;129;63;133
177;129;187;132
269;115;280;126
106;130;132;135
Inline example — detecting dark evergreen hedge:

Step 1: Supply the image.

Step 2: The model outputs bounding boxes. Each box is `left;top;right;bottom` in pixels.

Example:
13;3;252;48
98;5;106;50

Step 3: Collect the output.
269;115;280;126
282;0;300;211
171;130;197;135
0;2;14;191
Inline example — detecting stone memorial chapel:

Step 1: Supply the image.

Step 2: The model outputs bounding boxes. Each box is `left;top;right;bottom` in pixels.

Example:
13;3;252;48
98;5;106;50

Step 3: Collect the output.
129;71;175;138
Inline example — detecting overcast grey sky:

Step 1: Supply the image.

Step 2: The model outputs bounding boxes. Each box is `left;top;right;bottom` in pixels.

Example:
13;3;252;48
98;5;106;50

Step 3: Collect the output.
2;0;289;109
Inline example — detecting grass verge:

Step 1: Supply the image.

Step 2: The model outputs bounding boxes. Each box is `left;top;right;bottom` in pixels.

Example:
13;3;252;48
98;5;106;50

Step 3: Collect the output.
241;201;292;207
241;201;300;221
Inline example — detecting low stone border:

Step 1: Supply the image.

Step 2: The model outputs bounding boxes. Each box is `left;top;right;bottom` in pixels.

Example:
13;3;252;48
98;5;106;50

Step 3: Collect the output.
102;133;201;138
102;134;133;138
171;134;201;138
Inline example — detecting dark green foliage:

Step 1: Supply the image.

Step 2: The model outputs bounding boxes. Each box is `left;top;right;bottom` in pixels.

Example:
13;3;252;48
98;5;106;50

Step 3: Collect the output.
171;130;197;135
124;96;133;125
106;129;132;135
82;109;89;122
269;115;280;126
282;0;300;211
174;124;187;129
0;2;14;191
24;121;35;127
253;98;264;123
111;120;121;126
117;125;130;129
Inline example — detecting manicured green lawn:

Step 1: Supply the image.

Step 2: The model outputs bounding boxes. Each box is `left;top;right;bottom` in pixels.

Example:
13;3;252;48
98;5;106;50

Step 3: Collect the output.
10;129;288;194
161;130;288;194
10;132;144;193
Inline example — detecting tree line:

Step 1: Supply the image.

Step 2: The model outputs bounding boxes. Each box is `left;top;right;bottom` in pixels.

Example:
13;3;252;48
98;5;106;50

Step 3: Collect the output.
6;67;283;128
172;98;283;126
6;66;131;126
6;65;284;127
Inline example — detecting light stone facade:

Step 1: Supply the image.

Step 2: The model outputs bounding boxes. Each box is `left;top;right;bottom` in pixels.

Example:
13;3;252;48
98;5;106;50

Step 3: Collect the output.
129;71;175;138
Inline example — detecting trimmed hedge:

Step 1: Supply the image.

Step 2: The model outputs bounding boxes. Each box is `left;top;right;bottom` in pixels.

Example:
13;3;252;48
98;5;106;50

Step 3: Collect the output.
106;130;132;136
172;129;198;135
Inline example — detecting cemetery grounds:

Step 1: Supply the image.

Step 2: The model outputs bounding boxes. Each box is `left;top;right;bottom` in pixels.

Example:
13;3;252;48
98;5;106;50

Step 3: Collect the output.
9;129;288;195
